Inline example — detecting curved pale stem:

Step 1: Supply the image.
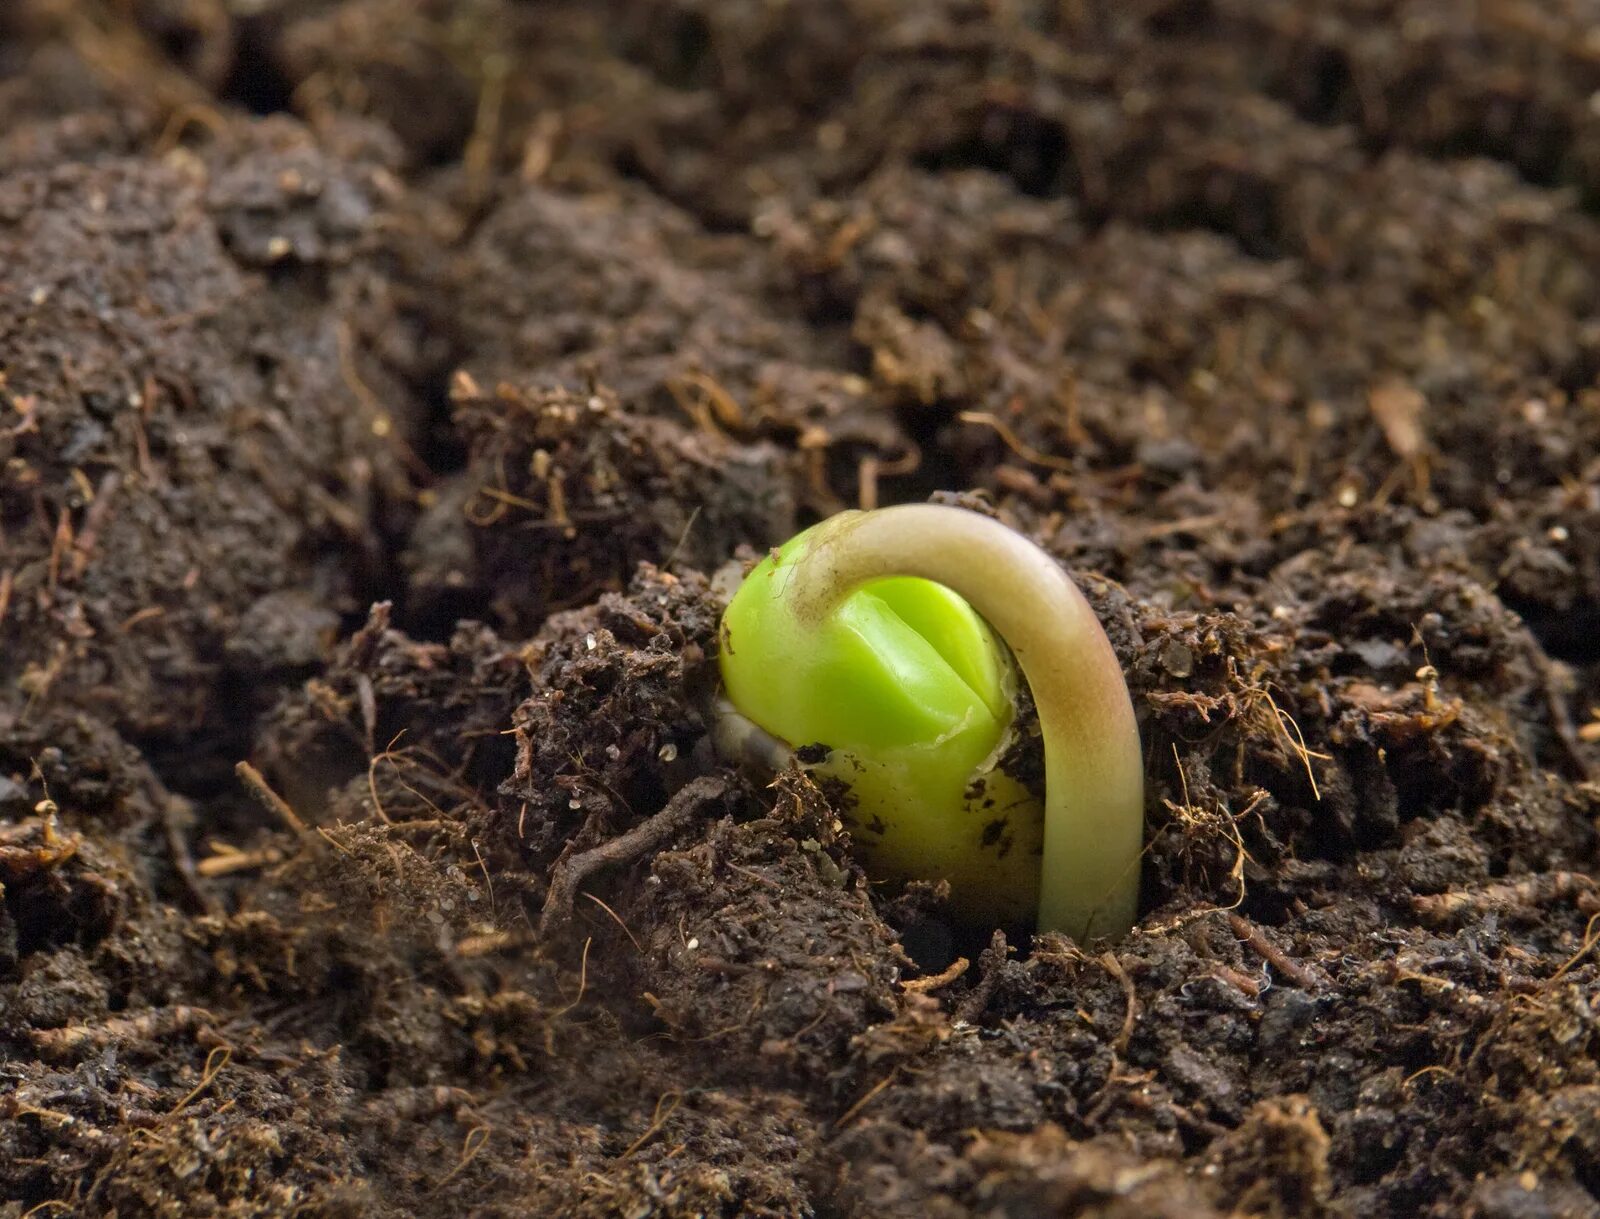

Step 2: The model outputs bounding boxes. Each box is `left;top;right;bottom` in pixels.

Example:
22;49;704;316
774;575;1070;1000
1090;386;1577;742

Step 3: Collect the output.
788;504;1143;941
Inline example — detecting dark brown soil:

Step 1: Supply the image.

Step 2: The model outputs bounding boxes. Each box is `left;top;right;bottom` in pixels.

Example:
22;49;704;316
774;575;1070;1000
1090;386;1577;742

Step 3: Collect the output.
3;3;1599;1216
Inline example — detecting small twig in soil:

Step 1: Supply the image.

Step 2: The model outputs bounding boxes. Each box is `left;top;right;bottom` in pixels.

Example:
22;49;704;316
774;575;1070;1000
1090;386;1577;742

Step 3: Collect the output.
583;892;643;953
539;775;729;936
1520;629;1593;779
1209;963;1264;998
1412;871;1598;926
235;761;320;850
463;52;509;205
164;1045;231;1121
621;1092;682;1158
1550;911;1600;984
471;837;495;913
153;101;229;151
45;507;73;594
1228;913;1321;991
1082;1065;1153;1126
196;845;286;877
723;860;783;890
68;471;119;580
901;956;970;993
663;505;702;570
365;741;426;827
31;1006;215;1061
117;606;165;633
454;930;529;958
1261;690;1327;800
543;937;593;1056
548;938;592;1024
954;929;1011;1024
834;1069;899;1129
427;1125;491;1196
958;409;1075;473
1403;1063;1457;1090
20;1201;73;1217
356;675;378;758
157;788;218;915
1134;512;1230;542
856;444;921;512
1099;951;1139;1053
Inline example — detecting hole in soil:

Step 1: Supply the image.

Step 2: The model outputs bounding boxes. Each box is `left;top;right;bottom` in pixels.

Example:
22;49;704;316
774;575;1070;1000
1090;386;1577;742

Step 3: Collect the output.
1508;600;1600;666
1464;108;1572;189
136;732;259;824
877;392;988;501
154;23;203;68
397;588;484;646
615;6;714;91
128;665;343;839
218;16;295;116
1144;0;1214;37
1575;1147;1600;1205
1555;347;1600;401
416;368;469;477
327;960;380;1038
816;432;967;513
1158;172;1285;260
612;147;753;235
914;106;1079;200
13;1173;61;1215
897;917;958;971
383;366;476;641
4;874;115;958
1296;45;1356;125
894;914;1035;974
1239;888;1295;927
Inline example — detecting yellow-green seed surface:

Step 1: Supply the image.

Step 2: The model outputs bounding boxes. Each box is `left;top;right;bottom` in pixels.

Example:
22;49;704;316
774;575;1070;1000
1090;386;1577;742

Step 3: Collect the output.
719;521;1045;925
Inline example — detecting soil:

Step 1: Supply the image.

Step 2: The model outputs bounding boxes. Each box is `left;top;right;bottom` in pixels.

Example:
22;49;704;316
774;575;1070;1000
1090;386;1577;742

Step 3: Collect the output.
2;2;1599;1216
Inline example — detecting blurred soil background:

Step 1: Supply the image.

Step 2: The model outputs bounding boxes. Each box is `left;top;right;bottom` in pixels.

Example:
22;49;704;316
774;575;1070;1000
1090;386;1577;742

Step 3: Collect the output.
2;1;1599;1215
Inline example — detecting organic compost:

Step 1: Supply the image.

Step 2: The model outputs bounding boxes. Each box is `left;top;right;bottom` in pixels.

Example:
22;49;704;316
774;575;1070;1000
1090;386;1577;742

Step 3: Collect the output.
2;3;1598;1216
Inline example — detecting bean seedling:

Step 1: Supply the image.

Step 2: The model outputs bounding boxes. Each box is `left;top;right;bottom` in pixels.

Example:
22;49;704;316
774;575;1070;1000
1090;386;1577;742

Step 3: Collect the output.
716;504;1143;942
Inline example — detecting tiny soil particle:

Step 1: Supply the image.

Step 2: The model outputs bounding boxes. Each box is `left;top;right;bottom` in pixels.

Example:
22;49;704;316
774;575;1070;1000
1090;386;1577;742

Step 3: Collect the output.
3;3;1600;1217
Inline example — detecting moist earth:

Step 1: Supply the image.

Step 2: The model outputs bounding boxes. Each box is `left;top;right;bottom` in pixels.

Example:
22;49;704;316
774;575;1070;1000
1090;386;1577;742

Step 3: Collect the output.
2;3;1599;1217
